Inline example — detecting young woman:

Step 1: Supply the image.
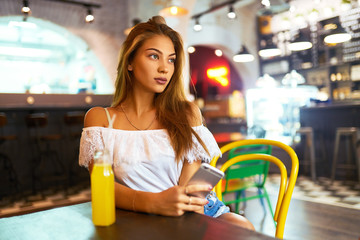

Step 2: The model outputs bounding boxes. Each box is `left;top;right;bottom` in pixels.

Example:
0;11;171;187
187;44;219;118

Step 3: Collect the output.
79;16;254;230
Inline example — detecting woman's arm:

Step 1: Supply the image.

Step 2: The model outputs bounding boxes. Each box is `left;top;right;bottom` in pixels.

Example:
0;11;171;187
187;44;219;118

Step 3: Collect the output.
178;160;201;186
114;181;209;216
83;107;108;173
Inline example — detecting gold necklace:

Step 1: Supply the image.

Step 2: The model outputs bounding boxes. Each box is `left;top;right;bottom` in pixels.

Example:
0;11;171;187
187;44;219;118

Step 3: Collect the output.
120;105;156;130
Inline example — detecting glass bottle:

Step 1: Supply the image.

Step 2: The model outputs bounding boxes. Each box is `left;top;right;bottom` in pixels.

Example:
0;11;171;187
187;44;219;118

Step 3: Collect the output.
91;149;115;226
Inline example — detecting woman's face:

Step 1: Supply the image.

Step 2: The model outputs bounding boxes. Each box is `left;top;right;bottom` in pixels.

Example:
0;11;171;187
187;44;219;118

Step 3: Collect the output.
128;35;176;94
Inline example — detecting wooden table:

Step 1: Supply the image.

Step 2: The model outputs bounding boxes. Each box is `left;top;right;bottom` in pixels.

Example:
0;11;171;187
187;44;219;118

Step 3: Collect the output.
0;202;274;240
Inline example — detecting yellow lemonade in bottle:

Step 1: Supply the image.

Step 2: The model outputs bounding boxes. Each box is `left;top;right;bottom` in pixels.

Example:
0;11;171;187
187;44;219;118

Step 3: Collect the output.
91;150;115;226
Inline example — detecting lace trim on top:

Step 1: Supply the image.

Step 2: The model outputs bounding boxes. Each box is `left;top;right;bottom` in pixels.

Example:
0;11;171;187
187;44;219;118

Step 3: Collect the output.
78;125;221;169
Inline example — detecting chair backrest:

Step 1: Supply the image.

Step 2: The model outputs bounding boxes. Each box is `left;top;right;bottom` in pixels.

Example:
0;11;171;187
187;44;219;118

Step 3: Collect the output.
64;111;85;126
0;113;7;142
210;139;299;239
0;113;7;128
226;145;272;186
25;113;48;128
64;111;85;139
25;113;49;146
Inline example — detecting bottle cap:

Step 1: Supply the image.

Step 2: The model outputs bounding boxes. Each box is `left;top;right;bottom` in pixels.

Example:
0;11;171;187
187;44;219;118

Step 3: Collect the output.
93;149;111;164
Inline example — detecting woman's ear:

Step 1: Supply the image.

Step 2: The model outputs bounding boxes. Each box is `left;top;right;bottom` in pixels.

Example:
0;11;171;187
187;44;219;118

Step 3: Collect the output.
128;65;133;71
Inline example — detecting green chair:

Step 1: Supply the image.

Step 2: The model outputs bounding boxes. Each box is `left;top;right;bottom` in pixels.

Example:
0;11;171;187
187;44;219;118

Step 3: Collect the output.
221;144;274;221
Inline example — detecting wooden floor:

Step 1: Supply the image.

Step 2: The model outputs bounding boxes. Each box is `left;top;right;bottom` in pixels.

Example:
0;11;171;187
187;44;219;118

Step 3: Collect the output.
236;193;360;240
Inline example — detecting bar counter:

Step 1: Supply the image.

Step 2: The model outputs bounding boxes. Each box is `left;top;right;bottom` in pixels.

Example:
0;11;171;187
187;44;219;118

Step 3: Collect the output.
0;202;274;240
0;93;113;109
299;101;360;178
0;93;112;196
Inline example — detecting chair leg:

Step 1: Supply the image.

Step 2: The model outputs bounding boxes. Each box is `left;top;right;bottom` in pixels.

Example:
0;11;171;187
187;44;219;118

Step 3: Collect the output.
235;191;240;214
351;134;360;184
357;140;360;184
262;188;276;227
331;131;341;183
257;188;267;212
0;153;19;198
308;131;316;182
235;191;245;214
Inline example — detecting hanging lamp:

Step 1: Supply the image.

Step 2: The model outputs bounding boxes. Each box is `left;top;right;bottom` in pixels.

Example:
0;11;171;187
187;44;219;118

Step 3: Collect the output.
159;0;189;17
324;25;351;44
289;30;312;51
233;46;254;62
258;43;281;58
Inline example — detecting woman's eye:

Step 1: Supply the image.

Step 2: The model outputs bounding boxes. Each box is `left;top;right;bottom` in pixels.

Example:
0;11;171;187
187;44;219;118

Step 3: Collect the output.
169;58;176;63
150;54;159;60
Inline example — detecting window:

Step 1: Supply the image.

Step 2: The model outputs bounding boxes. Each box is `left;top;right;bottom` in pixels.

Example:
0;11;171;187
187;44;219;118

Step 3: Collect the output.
0;16;113;94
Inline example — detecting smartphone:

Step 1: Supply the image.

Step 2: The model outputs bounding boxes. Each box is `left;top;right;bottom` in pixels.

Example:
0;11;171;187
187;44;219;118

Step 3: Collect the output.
186;163;224;198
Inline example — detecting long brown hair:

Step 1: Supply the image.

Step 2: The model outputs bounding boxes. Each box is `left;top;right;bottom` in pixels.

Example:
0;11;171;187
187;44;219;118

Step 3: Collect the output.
112;16;209;162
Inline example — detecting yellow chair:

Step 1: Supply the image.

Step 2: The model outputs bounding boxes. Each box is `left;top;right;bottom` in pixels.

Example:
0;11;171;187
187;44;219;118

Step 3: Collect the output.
211;139;299;239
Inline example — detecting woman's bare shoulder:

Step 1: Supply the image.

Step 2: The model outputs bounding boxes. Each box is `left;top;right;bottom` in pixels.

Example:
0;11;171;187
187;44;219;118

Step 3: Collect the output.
84;107;108;128
188;101;203;127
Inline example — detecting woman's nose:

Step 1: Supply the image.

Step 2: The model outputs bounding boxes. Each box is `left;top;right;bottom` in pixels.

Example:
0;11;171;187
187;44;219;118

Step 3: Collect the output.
158;65;169;74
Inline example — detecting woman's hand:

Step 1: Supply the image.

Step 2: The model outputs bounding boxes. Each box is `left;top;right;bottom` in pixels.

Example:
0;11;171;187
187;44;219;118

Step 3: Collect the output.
152;184;211;217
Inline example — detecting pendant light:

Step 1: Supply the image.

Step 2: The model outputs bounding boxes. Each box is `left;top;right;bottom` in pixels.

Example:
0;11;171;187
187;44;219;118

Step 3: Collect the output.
85;8;94;23
258;43;281;58
21;0;31;15
289;30;312;51
227;5;236;19
324;23;351;44
324;29;351;44
159;0;189;17
233;46;254;62
193;18;202;32
258;37;281;58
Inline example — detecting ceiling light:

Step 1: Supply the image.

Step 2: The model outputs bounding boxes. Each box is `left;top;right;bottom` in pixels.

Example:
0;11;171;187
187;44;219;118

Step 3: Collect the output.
259;38;282;58
85;8;94;23
159;0;189;17
233;46;254;62
289;31;313;51
289;41;312;51
324;33;351;44
215;49;223;57
259;44;281;58
227;5;236;19
21;0;31;14
193;18;202;32
188;46;196;54
323;22;351;44
261;0;270;8
324;25;352;44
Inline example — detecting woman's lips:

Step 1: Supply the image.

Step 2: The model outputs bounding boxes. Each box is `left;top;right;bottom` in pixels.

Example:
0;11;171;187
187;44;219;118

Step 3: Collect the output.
154;78;167;85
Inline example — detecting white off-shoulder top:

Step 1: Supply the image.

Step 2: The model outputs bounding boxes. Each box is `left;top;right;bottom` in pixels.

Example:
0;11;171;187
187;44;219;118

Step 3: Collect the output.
79;126;221;193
